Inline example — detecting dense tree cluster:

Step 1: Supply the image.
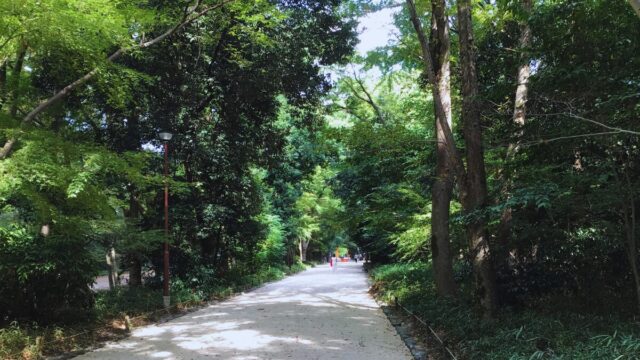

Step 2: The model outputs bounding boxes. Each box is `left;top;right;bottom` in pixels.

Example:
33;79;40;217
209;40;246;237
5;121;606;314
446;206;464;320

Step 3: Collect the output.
0;0;355;323
1;0;640;357
329;0;640;319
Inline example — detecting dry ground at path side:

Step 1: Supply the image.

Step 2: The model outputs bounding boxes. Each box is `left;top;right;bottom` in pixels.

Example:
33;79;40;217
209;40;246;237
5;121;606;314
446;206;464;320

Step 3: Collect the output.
74;262;413;360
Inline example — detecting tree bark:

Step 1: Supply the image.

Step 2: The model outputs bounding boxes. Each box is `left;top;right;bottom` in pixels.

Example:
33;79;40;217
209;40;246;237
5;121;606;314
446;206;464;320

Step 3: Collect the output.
299;239;309;262
429;0;457;298
0;59;7;108
457;0;498;317
9;42;27;118
629;0;640;17
128;256;143;287
106;247;119;290
621;169;640;313
496;0;532;264
124;113;144;287
406;0;466;179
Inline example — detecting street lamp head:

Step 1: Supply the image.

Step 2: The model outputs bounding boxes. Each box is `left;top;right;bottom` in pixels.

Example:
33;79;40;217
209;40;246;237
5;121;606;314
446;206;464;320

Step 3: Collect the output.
158;131;173;142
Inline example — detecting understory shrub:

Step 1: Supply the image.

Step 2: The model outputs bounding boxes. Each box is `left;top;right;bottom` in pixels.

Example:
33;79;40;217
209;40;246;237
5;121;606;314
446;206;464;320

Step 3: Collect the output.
0;226;98;324
371;262;640;359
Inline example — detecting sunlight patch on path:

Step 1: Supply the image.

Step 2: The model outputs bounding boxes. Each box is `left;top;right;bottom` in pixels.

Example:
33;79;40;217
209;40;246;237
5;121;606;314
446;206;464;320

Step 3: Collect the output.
75;263;412;360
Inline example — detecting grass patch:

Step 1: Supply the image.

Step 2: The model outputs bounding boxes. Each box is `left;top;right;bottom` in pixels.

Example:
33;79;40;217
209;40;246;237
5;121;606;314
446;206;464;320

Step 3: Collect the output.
0;262;309;359
370;262;640;359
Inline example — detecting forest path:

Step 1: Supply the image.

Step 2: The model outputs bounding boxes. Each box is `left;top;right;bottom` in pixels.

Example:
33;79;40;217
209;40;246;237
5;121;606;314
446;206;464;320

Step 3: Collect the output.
74;262;413;360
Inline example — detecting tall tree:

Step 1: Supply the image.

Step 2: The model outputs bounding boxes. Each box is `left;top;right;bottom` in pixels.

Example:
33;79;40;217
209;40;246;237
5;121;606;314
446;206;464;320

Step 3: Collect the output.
429;0;458;298
456;0;498;316
496;0;532;258
406;0;498;315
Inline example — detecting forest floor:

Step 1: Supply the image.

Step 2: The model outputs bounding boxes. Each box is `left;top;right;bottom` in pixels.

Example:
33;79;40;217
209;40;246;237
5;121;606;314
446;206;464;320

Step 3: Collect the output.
370;262;640;358
73;262;413;360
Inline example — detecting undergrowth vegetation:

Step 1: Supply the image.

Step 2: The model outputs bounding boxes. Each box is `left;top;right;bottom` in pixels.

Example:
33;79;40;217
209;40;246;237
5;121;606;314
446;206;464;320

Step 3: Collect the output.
0;263;308;359
371;263;640;359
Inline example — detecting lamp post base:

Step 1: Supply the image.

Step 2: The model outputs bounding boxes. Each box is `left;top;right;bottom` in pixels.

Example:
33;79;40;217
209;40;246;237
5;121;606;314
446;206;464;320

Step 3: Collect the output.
163;296;171;309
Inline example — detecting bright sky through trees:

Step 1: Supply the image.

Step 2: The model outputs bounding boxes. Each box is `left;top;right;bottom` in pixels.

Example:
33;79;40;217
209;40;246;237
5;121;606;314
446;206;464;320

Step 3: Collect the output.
356;7;398;55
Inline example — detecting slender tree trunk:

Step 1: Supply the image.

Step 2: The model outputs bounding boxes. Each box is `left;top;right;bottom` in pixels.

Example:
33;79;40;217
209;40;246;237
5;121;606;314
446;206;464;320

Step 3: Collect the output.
128;257;142;287
9;42;27;118
125;114;144;287
299;239;309;262
457;0;498;317
0;60;7;108
429;0;457;298
106;247;119;290
405;3;469;289
406;0;466;185
127;185;142;287
621;169;640;313
629;0;640;17
496;0;532;263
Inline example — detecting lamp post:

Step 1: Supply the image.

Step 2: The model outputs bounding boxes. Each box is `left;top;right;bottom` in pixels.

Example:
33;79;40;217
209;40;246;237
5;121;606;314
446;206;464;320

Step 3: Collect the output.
159;131;173;309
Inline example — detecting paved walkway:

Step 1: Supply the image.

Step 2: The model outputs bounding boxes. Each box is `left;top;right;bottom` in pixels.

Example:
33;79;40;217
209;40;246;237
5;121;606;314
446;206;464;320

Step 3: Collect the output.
75;262;413;360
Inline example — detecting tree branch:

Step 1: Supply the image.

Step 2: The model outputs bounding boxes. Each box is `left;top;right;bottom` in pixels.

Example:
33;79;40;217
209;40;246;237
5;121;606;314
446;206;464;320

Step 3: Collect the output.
352;71;385;124
528;112;640;136
519;131;622;147
567;113;640;136
0;0;236;160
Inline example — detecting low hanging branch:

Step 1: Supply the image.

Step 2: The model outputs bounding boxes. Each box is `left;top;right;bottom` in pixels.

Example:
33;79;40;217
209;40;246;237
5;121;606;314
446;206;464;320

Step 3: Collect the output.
0;0;236;160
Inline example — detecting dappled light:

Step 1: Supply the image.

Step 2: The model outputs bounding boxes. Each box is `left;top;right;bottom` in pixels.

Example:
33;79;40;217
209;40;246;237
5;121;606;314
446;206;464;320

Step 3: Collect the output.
2;0;640;358
75;263;411;359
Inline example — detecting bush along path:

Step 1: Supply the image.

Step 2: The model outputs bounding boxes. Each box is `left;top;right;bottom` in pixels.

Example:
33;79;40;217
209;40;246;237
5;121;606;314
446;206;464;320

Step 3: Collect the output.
0;264;308;360
370;263;640;359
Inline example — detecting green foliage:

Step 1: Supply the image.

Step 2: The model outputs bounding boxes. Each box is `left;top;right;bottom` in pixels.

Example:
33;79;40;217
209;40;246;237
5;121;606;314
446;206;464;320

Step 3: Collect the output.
293;165;344;255
0;226;98;324
256;213;286;266
372;263;640;359
1;0;356;327
328;69;434;263
0;322;38;359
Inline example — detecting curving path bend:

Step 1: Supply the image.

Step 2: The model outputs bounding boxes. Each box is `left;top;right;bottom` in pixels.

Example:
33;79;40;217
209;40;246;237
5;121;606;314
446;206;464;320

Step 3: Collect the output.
75;262;413;360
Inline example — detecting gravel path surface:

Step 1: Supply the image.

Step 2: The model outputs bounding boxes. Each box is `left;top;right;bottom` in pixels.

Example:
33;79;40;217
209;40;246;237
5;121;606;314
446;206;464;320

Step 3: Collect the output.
75;262;413;360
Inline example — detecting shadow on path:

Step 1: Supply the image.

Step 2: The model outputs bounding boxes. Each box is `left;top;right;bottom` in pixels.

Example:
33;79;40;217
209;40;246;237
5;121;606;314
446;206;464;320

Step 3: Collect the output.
75;262;412;360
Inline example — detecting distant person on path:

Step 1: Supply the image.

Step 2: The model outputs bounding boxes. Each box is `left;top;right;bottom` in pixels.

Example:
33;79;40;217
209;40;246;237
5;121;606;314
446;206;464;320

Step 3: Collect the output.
331;255;338;272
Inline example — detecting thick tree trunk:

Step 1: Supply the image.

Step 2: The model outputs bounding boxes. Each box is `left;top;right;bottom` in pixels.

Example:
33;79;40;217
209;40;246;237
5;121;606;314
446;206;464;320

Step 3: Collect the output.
457;0;498;317
406;0;466;182
496;0;532;263
405;3;469;306
429;0;457;298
